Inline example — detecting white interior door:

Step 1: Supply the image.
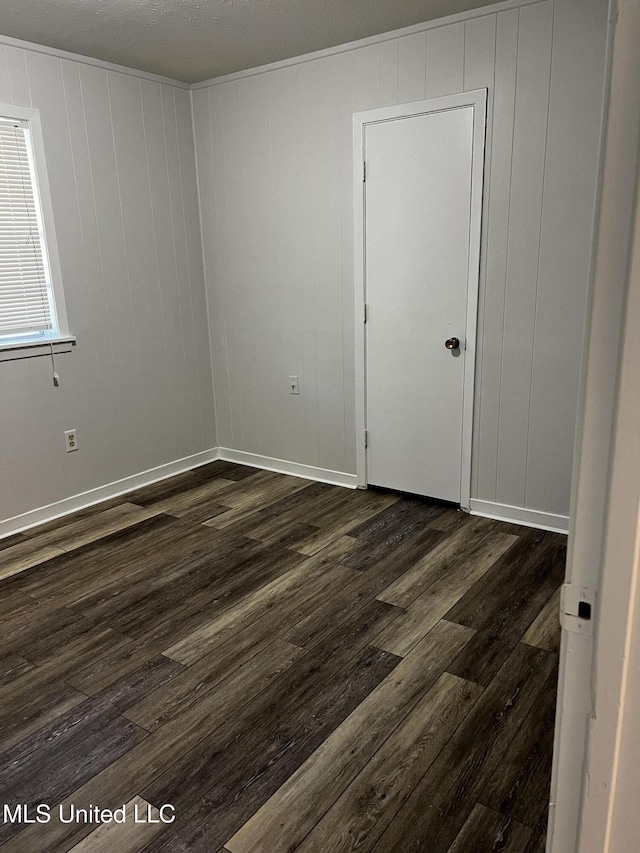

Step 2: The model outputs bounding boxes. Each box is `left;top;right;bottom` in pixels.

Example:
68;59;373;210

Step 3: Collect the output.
363;98;483;503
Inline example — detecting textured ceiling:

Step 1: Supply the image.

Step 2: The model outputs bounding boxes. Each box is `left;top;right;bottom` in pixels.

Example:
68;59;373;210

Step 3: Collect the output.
0;0;495;84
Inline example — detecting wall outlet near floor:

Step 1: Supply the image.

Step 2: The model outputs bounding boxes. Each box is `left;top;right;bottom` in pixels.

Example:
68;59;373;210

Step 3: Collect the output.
64;429;78;452
289;375;300;395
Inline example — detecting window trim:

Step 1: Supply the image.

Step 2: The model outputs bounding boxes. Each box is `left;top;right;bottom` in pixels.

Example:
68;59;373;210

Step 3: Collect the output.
0;102;74;356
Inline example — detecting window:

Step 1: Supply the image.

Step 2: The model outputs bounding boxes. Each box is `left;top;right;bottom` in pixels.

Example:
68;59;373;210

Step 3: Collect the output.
0;105;72;357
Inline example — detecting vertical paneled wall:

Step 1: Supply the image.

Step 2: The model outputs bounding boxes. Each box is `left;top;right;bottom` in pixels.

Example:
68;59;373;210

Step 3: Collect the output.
193;0;608;520
0;45;215;522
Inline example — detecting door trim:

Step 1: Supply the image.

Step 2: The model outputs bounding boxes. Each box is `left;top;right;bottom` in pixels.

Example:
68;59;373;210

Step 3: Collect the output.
353;90;487;508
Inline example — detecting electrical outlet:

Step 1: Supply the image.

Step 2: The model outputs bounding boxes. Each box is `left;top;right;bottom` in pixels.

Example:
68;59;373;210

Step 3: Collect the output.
64;429;78;453
289;375;300;395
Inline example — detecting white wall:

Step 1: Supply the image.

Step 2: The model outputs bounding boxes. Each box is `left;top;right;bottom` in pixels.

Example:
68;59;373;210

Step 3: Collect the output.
193;0;608;522
0;41;216;524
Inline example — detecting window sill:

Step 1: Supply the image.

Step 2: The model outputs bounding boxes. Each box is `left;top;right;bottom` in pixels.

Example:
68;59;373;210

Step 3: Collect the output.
0;336;76;362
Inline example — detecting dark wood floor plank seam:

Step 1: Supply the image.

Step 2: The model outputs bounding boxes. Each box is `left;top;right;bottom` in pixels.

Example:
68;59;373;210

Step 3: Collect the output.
67;529;265;622
522;586;562;652
285;672;484;853
125;563;369;731
140;643;392;813
225;621;477;853
0;532;30;551
443;533;565;685
284;491;400;556
378;520;519;610
76;541;308;655
367;644;558;853
0;640;306;853
443;529;567;630
161;551;359;664
474;653;559;833
16;496;140;539
283;526;446;651
0;682;89;757
238;482;340;541
371;543;509;658
0;514;180;598
18;620;135;669
281;597;406;653
0;656;184;784
140;601;404;816
0;504;167;585
144;647;401;852
445;802;533;852
0;715;149;844
0;653;36;688
162;558;361;667
123;638;307;732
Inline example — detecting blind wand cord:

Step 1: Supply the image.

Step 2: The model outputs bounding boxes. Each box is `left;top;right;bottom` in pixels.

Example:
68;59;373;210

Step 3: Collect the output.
50;341;59;387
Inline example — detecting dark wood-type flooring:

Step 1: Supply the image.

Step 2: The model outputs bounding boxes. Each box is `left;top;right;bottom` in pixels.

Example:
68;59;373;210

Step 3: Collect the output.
0;462;565;852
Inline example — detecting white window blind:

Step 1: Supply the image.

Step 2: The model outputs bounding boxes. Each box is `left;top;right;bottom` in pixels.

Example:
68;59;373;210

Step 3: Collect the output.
0;119;56;341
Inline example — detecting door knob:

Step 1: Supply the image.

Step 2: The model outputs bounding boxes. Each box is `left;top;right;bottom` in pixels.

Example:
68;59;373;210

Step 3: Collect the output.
445;337;460;350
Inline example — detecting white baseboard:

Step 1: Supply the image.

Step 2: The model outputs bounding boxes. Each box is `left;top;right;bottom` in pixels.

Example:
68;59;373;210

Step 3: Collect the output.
0;446;357;540
469;499;569;534
0;448;221;540
6;450;562;542
217;447;358;489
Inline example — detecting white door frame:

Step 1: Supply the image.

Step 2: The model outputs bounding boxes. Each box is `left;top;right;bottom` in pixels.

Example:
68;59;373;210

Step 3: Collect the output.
353;90;487;508
547;1;639;850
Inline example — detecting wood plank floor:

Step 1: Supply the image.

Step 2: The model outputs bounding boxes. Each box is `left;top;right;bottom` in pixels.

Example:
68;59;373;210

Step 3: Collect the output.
0;462;564;853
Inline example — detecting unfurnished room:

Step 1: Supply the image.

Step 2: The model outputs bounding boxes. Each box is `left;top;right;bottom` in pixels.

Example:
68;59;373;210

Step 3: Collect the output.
0;1;639;852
